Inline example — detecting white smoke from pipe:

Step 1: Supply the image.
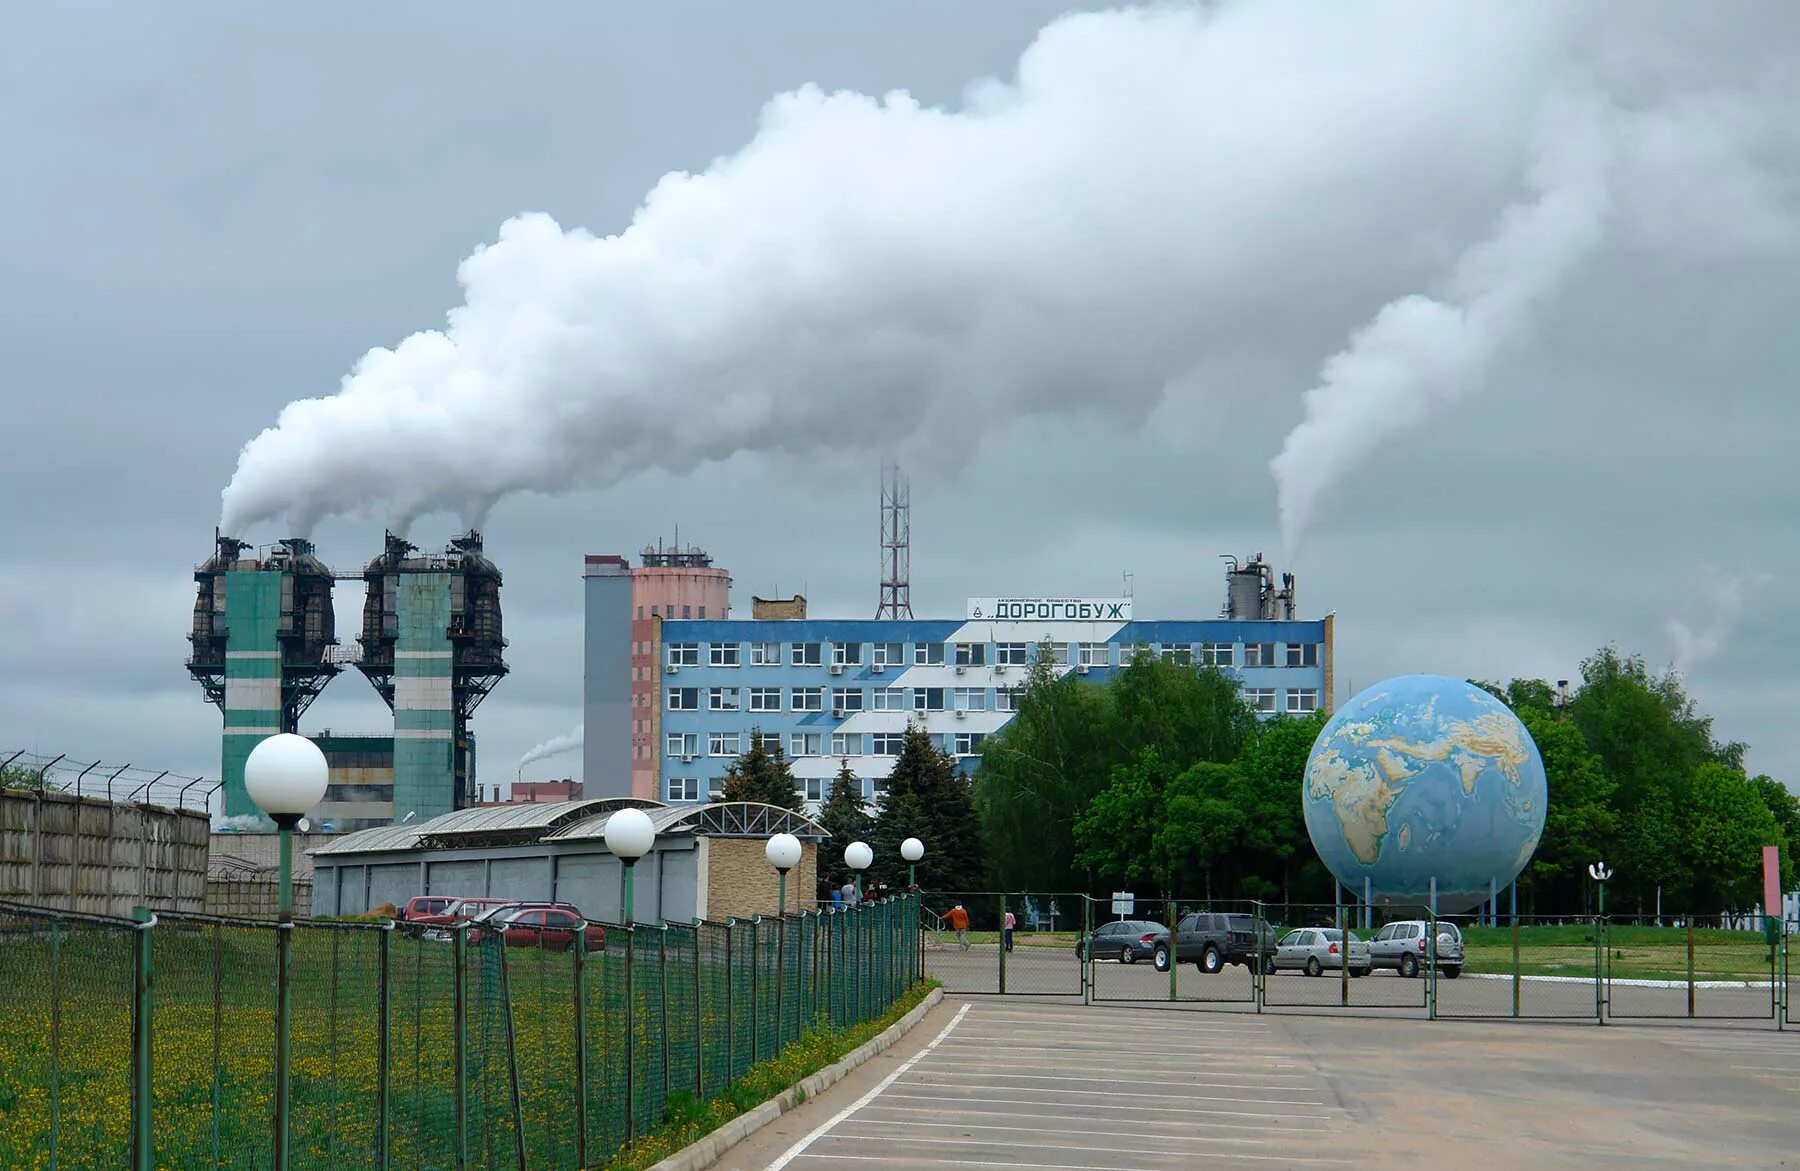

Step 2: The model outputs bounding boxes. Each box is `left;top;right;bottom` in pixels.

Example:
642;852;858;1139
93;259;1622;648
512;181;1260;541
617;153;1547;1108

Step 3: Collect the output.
1667;566;1773;675
214;5;1794;539
518;726;582;773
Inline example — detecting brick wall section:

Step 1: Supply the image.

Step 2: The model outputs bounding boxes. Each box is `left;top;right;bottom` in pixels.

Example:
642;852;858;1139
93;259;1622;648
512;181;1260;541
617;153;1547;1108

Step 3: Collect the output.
750;596;807;619
704;837;817;921
0;789;208;915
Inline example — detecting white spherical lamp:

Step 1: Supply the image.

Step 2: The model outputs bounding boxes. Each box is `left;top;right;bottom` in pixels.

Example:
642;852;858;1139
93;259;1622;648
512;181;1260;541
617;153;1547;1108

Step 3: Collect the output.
605;806;656;861
845;841;873;872
244;734;329;828
765;832;802;872
901;837;925;863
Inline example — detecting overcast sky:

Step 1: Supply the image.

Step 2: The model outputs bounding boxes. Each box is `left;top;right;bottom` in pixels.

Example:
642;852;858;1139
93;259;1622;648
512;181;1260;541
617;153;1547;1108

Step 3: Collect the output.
4;3;1796;793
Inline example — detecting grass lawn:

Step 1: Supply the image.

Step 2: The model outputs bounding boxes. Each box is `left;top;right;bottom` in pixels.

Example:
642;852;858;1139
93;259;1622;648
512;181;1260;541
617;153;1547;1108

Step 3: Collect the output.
1459;923;1782;982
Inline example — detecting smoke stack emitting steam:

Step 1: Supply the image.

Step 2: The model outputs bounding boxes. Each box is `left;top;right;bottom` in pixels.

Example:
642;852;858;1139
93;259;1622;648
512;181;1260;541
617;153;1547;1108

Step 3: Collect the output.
218;6;1792;541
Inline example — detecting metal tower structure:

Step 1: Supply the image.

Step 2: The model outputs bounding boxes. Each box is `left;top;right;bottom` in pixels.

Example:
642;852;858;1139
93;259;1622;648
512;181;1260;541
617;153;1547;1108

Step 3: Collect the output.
876;462;914;619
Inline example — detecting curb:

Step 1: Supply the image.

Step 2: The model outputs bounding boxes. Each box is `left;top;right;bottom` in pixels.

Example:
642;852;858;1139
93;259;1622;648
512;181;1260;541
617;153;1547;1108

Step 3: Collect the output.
644;987;946;1171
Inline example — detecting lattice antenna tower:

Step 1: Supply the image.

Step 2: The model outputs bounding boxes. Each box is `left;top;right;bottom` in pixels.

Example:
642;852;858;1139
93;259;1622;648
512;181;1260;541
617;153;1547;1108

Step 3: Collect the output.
876;461;913;619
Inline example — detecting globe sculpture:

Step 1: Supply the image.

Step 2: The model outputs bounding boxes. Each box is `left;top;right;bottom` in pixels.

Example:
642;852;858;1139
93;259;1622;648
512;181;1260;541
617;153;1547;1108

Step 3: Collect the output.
1303;675;1547;913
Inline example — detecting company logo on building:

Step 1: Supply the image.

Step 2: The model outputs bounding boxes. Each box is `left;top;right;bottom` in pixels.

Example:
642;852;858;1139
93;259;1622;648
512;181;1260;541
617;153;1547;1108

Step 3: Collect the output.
966;597;1133;621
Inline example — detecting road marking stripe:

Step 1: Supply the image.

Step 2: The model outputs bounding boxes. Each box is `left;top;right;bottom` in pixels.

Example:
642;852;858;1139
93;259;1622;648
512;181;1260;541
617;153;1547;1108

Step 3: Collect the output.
790;1147;1352;1166
921;1060;1309;1079
900;1078;1325;1106
876;1089;1333;1122
940;1042;1301;1059
766;1003;972;1171
907;1079;1317;1093
829;1118;1266;1145
856;1101;1326;1132
816;1132;1287;1160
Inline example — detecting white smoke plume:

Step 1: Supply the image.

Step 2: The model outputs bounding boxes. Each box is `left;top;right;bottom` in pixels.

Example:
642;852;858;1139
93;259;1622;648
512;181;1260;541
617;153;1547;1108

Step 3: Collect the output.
518;725;582;773
216;4;1796;538
1667;566;1773;675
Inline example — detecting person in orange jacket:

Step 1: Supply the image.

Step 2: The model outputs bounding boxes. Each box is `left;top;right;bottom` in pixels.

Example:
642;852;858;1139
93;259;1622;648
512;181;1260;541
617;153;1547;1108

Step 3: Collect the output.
941;903;971;950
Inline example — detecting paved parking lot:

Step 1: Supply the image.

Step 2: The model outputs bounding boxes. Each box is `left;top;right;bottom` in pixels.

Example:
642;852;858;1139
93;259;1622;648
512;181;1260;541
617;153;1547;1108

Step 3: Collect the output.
720;996;1800;1170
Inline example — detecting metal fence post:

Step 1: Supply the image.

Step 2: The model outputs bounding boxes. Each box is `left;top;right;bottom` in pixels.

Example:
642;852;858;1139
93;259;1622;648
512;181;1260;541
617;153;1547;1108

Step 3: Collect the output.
1081;895;1092;1007
452;923;469;1168
693;923;704;1096
1427;880;1438;1022
1687;918;1696;1019
659;926;671;1105
130;908;155;1171
376;920;393;1171
573;925;588;1170
624;925;636;1140
49;915;61;1168
723;921;734;1080
1511;913;1520;1020
999;892;1008;996
749;917;760;1066
275;918;294;1171
777;913;787;1048
1252;901;1265;1013
1338;900;1349;1007
1594;917;1606;1026
496;939;526;1171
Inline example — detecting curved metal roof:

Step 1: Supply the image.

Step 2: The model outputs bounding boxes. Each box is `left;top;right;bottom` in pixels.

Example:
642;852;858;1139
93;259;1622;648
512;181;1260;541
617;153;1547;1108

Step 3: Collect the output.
308;821;429;856
547;801;826;843
416;798;621;836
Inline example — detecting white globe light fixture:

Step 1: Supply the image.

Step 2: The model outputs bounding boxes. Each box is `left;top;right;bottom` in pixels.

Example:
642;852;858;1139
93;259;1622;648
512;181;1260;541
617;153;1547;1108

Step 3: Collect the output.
766;832;803;917
244;731;327;1171
845;840;873;899
605;807;657;925
900;837;925;888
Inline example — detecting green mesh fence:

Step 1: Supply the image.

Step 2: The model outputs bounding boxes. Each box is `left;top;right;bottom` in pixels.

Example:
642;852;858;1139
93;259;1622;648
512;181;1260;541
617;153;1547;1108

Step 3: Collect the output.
0;895;923;1171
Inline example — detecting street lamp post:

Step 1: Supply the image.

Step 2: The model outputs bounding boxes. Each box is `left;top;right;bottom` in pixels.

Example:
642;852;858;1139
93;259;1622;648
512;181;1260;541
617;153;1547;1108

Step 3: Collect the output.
244;733;330;1171
604;806;656;1139
766;833;802;1048
901;837;924;890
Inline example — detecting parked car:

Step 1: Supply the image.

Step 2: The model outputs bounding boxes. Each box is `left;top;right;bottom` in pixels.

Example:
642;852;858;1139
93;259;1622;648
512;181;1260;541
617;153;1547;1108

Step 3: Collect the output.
465;901;576;943
399;896;457;922
1368;920;1463;978
1075;920;1170;969
1175;912;1277;974
409;897;516;939
1271;927;1371;976
489;906;606;952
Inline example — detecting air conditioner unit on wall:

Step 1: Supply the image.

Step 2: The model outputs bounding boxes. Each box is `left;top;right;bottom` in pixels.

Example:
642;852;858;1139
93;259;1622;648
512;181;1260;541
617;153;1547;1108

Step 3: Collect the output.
830;663;844;675
1076;663;1090;674
994;665;1008;676
667;662;680;673
681;754;696;763
954;709;967;720
954;664;966;675
872;663;885;674
832;708;844;718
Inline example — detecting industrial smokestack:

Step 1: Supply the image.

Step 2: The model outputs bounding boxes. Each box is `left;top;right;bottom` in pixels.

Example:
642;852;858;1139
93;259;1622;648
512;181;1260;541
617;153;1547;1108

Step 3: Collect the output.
214;7;1793;539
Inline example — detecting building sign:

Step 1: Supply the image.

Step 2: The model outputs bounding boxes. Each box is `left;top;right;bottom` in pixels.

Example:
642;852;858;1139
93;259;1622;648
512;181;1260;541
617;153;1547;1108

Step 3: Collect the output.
967;597;1132;621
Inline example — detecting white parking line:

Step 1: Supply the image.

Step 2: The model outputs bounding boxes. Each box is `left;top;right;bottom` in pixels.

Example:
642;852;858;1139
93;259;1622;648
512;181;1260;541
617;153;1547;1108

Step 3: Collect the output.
899;1078;1326;1106
876;1090;1335;1123
792;1148;1354;1167
939;1041;1303;1060
922;1059;1309;1079
812;1132;1337;1162
900;1069;1318;1092
766;1003;971;1171
830;1118;1268;1145
854;1103;1302;1133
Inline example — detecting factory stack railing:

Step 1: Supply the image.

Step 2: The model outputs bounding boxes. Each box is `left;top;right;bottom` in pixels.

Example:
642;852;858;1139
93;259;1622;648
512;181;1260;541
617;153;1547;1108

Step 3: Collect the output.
0;892;922;1170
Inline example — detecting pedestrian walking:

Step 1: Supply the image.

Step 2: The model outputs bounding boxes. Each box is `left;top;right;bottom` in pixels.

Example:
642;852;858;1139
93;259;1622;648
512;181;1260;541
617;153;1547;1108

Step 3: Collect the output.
945;903;970;950
1003;909;1016;952
841;879;859;909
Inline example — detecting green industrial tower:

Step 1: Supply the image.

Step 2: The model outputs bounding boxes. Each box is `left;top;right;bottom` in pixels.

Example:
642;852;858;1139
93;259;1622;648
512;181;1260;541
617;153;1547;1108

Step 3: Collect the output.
188;535;341;819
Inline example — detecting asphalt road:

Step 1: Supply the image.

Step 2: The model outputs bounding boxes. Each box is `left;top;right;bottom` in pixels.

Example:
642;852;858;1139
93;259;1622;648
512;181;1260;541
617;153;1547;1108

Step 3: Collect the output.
717;996;1800;1170
925;941;1792;1021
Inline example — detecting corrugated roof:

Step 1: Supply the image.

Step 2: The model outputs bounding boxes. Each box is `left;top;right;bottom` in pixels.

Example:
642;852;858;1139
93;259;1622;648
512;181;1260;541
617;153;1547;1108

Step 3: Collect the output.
308;821;429;856
416;799;614;836
547;801;827;843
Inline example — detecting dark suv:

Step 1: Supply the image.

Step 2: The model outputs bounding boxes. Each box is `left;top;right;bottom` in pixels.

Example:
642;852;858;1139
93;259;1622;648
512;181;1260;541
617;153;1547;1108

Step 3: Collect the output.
1175;912;1276;974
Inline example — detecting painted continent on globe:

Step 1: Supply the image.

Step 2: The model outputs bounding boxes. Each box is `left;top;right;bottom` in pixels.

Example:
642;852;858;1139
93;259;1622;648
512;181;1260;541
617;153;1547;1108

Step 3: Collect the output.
1302;675;1548;912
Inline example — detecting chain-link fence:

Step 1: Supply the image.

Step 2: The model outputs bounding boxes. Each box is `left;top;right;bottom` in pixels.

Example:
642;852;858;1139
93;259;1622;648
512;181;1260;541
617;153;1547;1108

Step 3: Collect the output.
1604;916;1780;1021
0;893;922;1169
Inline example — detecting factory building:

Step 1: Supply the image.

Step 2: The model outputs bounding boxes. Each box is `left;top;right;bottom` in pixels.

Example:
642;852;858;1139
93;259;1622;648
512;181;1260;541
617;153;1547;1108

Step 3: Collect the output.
188;535;341;818
583;550;1332;807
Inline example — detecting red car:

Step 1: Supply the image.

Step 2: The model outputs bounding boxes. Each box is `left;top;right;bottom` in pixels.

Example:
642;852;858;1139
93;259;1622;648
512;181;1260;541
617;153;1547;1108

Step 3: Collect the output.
399;896;456;922
490;906;606;952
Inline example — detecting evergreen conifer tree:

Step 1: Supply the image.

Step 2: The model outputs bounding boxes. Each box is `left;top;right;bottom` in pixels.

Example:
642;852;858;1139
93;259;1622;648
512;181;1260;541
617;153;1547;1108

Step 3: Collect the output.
815;758;872;894
870;724;984;892
713;729;803;811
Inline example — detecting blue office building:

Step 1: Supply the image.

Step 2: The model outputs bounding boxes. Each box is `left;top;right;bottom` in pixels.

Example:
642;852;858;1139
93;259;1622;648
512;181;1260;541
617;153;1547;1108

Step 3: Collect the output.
580;554;1335;807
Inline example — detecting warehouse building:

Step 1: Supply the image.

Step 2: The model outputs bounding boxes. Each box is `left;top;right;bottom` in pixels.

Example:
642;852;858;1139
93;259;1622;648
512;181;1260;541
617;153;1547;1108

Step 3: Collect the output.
309;799;822;923
584;549;1333;806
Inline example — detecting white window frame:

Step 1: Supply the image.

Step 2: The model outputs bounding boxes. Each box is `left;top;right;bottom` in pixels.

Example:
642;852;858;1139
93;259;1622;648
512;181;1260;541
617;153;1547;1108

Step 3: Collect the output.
666;777;699;802
792;686;824;713
789;733;821;758
708;687;740;712
1246;687;1277;713
804;777;824;803
1079;643;1110;668
831;731;863;757
912;687;947;713
708;731;740;757
666;643;699;668
831;641;864;666
914;642;945;666
792;641;823;667
1285;642;1320;668
995;642;1028;667
1286;688;1319;714
953;642;986;667
953;731;986;756
666;688;699;711
873;687;908;711
748;686;782;713
749;641;781;666
872;641;905;668
1161;643;1193;666
707;776;725;799
997;686;1023;712
666;732;697;758
952;687;986;712
832;687;865;713
1201;642;1235;667
709;642;741;667
1243;642;1276;668
872;732;905;756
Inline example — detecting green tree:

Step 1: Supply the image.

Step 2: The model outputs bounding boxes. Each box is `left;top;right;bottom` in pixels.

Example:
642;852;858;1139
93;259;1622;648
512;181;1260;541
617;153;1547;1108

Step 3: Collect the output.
1;765;45;790
1229;714;1329;908
1073;747;1176;894
713;730;803;811
815;759;872;894
1752;775;1800;892
1685;763;1785;913
871;725;984;893
1516;707;1617;913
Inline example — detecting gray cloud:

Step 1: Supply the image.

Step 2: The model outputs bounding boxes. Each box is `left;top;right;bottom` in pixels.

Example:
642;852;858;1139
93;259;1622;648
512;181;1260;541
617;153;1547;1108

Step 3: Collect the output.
4;2;1797;792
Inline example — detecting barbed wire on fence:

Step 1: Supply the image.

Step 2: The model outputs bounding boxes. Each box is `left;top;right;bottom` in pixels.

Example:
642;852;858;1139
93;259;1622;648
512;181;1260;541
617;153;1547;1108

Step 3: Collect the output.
1;748;219;813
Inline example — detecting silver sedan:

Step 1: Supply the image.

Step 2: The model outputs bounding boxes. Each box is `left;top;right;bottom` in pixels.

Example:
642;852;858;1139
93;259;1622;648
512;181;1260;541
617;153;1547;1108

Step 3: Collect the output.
1271;927;1371;976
